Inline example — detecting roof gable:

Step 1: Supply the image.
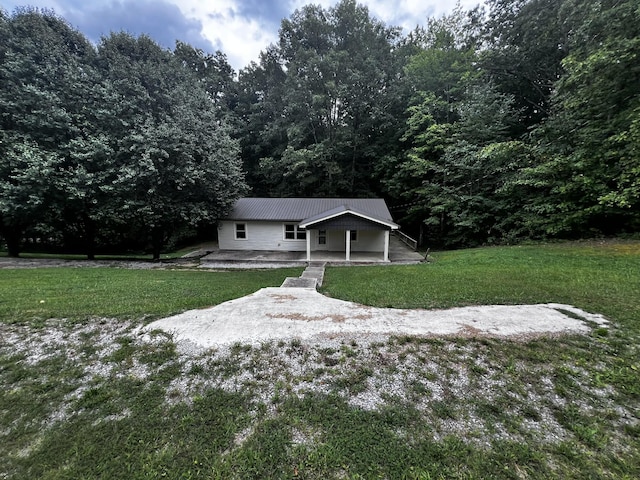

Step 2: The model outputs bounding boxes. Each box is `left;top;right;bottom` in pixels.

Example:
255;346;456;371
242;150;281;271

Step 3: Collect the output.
299;205;398;230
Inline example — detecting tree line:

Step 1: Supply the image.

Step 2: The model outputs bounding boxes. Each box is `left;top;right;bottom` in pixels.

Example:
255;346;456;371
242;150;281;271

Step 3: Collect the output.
0;8;246;258
1;0;638;257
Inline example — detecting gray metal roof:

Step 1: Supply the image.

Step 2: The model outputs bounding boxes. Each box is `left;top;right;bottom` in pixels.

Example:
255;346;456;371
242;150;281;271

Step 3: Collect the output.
227;198;397;226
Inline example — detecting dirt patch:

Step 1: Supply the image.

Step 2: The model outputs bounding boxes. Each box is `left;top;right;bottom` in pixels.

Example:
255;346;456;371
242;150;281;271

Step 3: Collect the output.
268;294;299;303
266;312;373;323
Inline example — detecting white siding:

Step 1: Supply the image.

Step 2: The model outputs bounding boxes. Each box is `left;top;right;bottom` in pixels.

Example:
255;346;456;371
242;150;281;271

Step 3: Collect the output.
323;229;383;252
353;230;385;252
327;230;384;252
218;222;386;253
218;221;307;251
326;230;344;251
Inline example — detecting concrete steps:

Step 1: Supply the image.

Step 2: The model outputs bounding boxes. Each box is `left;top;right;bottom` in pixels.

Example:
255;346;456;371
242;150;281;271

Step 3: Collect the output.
281;262;326;289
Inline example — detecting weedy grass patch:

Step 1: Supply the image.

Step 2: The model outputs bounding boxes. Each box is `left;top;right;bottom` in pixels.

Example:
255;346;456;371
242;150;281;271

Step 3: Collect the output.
1;240;639;479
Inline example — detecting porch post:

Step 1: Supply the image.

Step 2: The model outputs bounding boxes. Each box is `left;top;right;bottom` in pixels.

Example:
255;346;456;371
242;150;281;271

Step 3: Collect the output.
384;230;390;262
345;229;351;261
306;230;311;262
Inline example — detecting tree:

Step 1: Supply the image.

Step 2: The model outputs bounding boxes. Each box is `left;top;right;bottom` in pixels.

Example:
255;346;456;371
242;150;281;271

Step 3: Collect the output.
0;8;101;256
520;0;640;236
481;0;572;133
382;7;483;245
404;5;483;124
236;46;289;195
390;81;524;247
0;133;56;256
238;0;404;197
173;41;238;122
98;33;246;259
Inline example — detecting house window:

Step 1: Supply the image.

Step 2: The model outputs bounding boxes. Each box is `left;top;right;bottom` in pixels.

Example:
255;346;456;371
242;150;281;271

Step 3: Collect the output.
350;230;358;242
235;223;247;240
318;229;327;245
284;224;306;240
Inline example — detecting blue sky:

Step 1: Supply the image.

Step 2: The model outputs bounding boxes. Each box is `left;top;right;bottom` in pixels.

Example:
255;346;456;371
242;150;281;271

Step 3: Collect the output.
2;0;483;71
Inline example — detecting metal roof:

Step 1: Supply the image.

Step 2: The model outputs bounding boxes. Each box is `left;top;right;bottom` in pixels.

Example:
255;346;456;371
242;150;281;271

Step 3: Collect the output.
227;198;398;227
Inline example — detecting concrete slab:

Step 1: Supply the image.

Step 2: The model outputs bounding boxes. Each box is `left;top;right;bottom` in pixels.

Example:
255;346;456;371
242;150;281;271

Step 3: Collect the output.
301;266;325;287
145;288;609;348
199;235;423;266
281;277;318;288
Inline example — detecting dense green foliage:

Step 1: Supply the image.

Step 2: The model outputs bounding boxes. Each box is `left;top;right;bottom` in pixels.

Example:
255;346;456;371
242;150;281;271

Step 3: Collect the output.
1;0;638;254
235;0;639;247
0;8;245;258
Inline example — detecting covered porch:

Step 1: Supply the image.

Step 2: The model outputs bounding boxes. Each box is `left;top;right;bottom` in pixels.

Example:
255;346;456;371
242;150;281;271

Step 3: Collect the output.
299;204;400;263
302;228;393;262
200;234;423;265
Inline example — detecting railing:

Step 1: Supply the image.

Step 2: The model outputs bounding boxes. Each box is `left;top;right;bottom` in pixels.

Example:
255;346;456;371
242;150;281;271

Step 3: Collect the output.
394;230;418;251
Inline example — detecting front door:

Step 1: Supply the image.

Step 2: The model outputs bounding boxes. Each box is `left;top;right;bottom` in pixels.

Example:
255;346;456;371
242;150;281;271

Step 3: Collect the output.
315;229;329;250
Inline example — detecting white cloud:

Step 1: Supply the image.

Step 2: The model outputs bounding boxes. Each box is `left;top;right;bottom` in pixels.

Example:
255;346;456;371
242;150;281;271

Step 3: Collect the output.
3;0;485;71
171;0;484;71
169;0;279;72
364;0;484;31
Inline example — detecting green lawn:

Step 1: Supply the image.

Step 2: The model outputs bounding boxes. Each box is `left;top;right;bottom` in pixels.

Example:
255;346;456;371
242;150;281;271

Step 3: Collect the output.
0;267;303;324
321;240;640;329
1;241;639;479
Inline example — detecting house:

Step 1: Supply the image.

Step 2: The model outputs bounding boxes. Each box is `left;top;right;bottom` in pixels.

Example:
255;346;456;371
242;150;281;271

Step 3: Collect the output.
218;198;400;262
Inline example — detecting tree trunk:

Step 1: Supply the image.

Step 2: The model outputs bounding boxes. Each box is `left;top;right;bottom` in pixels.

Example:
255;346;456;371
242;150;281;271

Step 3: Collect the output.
6;235;21;257
1;227;22;257
151;227;164;261
83;215;96;260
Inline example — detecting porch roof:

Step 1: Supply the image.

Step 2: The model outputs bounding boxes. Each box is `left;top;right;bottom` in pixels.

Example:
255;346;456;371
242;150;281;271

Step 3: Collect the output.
299;204;399;230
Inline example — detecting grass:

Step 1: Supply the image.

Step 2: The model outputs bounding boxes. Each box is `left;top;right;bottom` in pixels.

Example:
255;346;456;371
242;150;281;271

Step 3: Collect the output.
0;267;303;324
322;240;640;323
1;240;639;479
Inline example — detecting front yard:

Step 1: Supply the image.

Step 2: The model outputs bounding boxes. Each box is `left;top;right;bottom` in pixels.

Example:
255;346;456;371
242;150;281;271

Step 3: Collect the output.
1;240;639;479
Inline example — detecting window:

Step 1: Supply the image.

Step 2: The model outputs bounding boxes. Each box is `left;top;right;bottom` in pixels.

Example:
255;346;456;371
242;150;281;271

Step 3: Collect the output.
235;223;247;240
318;229;327;245
284;224;306;240
350;230;358;242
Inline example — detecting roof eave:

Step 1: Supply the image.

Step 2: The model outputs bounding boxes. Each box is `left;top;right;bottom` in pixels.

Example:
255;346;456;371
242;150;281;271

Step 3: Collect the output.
299;209;399;230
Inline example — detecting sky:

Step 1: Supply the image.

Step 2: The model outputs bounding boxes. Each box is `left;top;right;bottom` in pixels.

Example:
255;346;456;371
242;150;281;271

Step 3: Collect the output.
2;0;483;72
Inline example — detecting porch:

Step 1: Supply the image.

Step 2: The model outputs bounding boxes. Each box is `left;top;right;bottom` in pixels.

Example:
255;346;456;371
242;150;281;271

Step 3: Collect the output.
200;234;423;266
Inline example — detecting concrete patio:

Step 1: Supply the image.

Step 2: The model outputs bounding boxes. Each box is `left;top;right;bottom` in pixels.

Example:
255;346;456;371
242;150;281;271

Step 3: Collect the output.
200;234;423;266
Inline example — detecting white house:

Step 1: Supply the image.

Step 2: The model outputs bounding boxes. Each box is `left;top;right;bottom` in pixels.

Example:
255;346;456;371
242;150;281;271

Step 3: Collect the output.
218;198;400;262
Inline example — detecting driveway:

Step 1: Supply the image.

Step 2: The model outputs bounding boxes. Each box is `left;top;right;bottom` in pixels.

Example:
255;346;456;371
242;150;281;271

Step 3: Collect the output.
144;287;608;349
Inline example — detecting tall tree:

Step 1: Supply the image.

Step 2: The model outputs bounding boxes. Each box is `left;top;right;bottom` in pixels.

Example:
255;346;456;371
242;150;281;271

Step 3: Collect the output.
0;8;100;256
236;46;289;195
382;7;483;244
98;33;246;259
388;81;523;246
517;0;640;236
0;133;56;256
481;0;571;133
239;0;404;197
173;41;238;122
404;5;483;124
